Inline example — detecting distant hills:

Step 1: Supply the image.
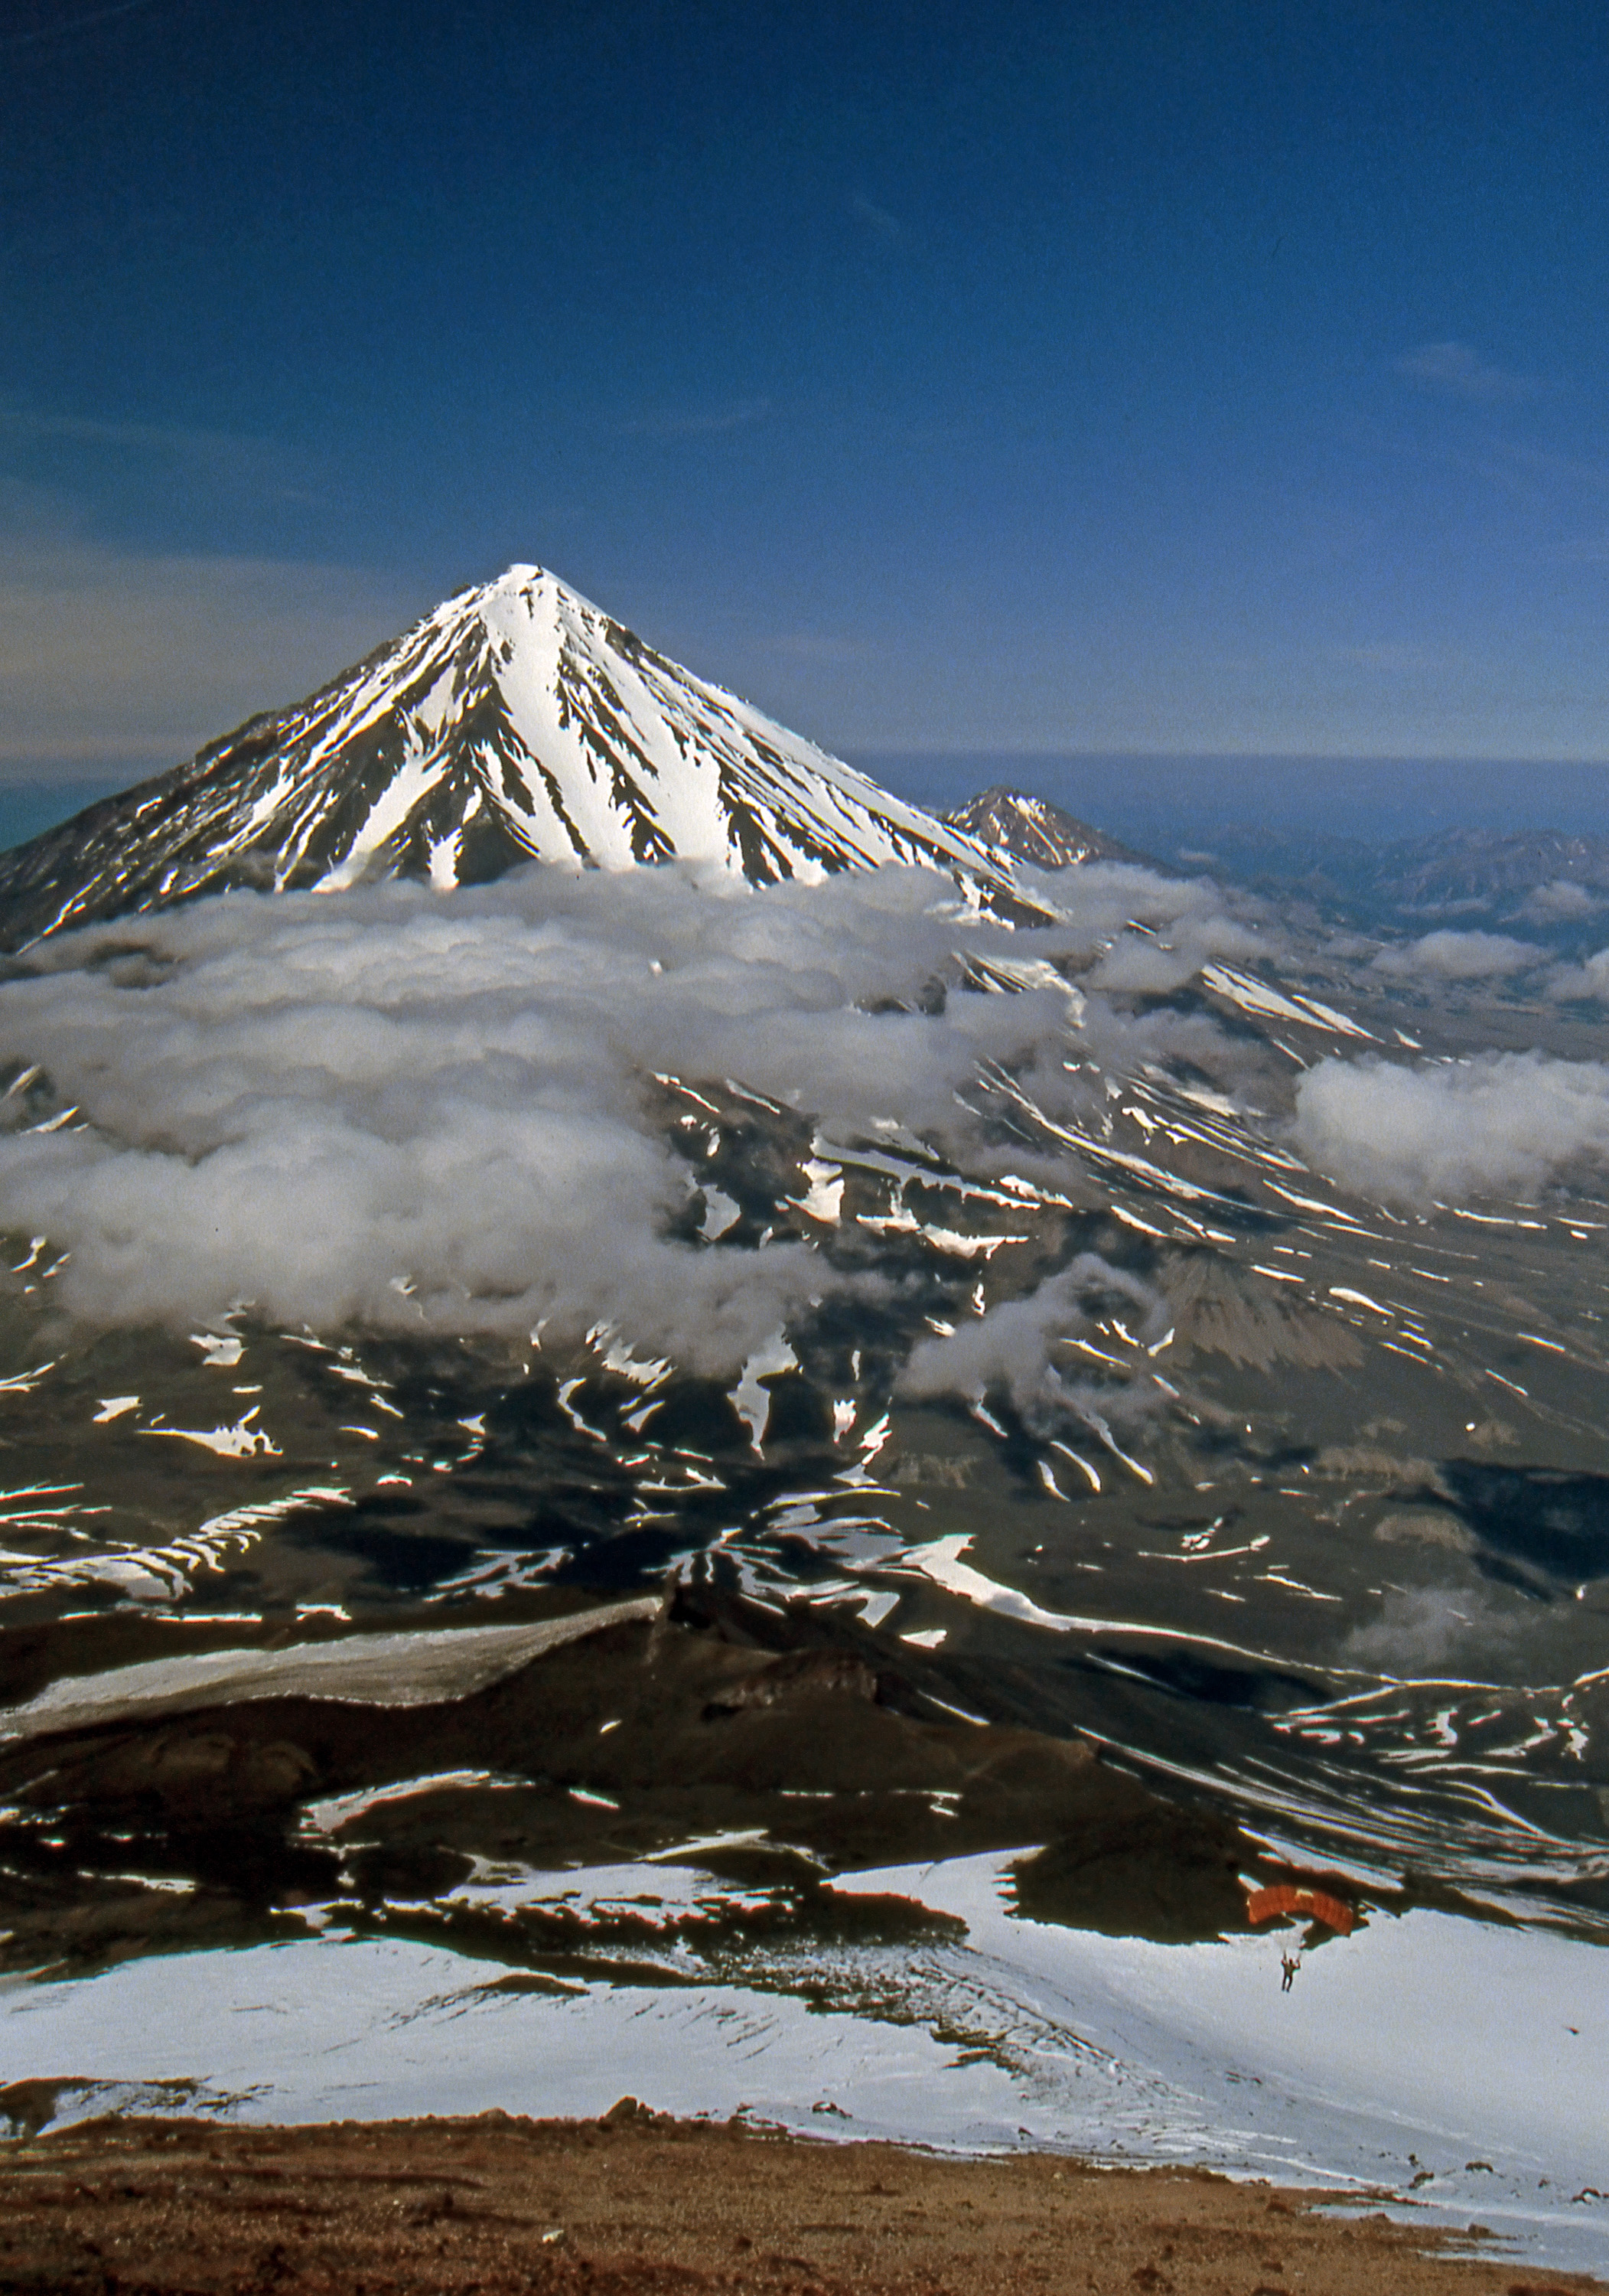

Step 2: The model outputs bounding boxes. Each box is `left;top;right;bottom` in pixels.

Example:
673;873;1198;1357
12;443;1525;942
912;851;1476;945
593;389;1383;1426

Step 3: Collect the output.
1363;827;1609;915
1168;820;1609;929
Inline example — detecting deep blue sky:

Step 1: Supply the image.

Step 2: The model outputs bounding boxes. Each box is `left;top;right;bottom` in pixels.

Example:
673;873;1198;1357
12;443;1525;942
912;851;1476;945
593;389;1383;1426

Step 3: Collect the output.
4;0;1609;814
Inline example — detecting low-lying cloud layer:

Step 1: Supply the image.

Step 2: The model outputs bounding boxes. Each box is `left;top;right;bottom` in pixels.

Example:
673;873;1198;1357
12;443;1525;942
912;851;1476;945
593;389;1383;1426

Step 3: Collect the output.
1295;1049;1609;1205
0;861;1239;1379
1373;928;1542;980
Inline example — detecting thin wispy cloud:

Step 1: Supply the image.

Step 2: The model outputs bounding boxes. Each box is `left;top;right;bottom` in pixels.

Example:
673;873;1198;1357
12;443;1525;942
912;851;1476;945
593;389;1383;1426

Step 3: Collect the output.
617;398;773;439
1393;341;1542;403
1380;426;1609;524
1331;641;1462;674
0;0;164;50
0;400;318;504
0;414;422;774
851;193;904;246
767;631;872;664
2;405;235;454
1455;438;1609;507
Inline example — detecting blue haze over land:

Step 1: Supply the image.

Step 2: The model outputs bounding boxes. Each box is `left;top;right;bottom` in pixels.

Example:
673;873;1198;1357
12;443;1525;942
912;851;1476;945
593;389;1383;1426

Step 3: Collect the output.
10;757;1609;879
864;755;1609;851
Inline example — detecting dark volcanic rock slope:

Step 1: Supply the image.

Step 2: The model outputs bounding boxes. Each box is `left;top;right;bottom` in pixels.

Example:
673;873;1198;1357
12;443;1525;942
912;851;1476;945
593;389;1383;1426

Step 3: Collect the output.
0;566;1008;948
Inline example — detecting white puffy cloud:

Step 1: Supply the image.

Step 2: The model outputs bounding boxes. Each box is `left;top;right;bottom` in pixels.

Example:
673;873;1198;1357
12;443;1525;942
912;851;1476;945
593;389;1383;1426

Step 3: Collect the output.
896;1256;1165;1429
1547;947;1609;1000
1013;863;1277;996
0;861;1239;1375
1089;914;1266;993
1293;1049;1609;1205
1519;879;1599;924
1372;929;1542;980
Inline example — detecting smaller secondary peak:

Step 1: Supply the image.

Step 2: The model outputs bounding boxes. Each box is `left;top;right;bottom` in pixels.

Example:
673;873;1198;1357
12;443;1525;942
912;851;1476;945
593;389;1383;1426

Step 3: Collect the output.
946;786;1151;872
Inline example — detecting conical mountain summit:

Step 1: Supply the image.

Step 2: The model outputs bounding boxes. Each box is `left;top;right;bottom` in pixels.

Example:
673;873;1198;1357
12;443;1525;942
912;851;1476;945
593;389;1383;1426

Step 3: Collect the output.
0;564;1026;947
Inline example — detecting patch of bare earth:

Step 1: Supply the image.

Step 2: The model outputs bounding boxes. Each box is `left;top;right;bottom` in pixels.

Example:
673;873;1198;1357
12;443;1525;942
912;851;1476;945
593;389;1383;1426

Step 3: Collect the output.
0;2106;1598;2296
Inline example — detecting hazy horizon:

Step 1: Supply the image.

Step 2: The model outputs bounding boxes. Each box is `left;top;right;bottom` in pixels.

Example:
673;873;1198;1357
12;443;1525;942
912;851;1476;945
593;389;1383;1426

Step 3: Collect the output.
8;748;1609;866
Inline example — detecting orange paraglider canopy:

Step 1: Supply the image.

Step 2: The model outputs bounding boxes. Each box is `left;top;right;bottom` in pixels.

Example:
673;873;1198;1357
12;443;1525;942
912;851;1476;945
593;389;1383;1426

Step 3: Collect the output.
1244;1882;1357;1935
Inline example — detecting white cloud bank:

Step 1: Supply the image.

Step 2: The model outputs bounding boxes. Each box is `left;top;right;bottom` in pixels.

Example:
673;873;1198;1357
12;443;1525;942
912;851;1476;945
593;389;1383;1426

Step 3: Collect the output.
0;863;1230;1378
1294;1049;1609;1205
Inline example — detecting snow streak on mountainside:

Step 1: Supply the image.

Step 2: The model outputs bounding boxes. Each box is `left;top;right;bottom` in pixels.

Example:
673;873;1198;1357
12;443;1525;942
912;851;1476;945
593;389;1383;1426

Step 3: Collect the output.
945;785;1151;872
0;566;1016;947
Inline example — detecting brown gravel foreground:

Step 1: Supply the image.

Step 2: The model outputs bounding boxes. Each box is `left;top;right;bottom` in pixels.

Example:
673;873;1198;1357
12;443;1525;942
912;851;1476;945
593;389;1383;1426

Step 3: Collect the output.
0;2108;1601;2296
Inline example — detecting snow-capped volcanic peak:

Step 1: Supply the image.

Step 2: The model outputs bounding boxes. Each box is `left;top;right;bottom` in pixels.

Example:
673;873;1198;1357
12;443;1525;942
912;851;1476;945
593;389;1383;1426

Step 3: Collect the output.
0;564;1011;946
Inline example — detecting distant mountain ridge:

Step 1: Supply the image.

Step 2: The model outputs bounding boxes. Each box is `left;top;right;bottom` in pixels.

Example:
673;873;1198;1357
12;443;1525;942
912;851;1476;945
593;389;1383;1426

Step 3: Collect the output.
944;785;1151;872
1165;820;1609;926
0;566;1029;948
1370;827;1609;912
